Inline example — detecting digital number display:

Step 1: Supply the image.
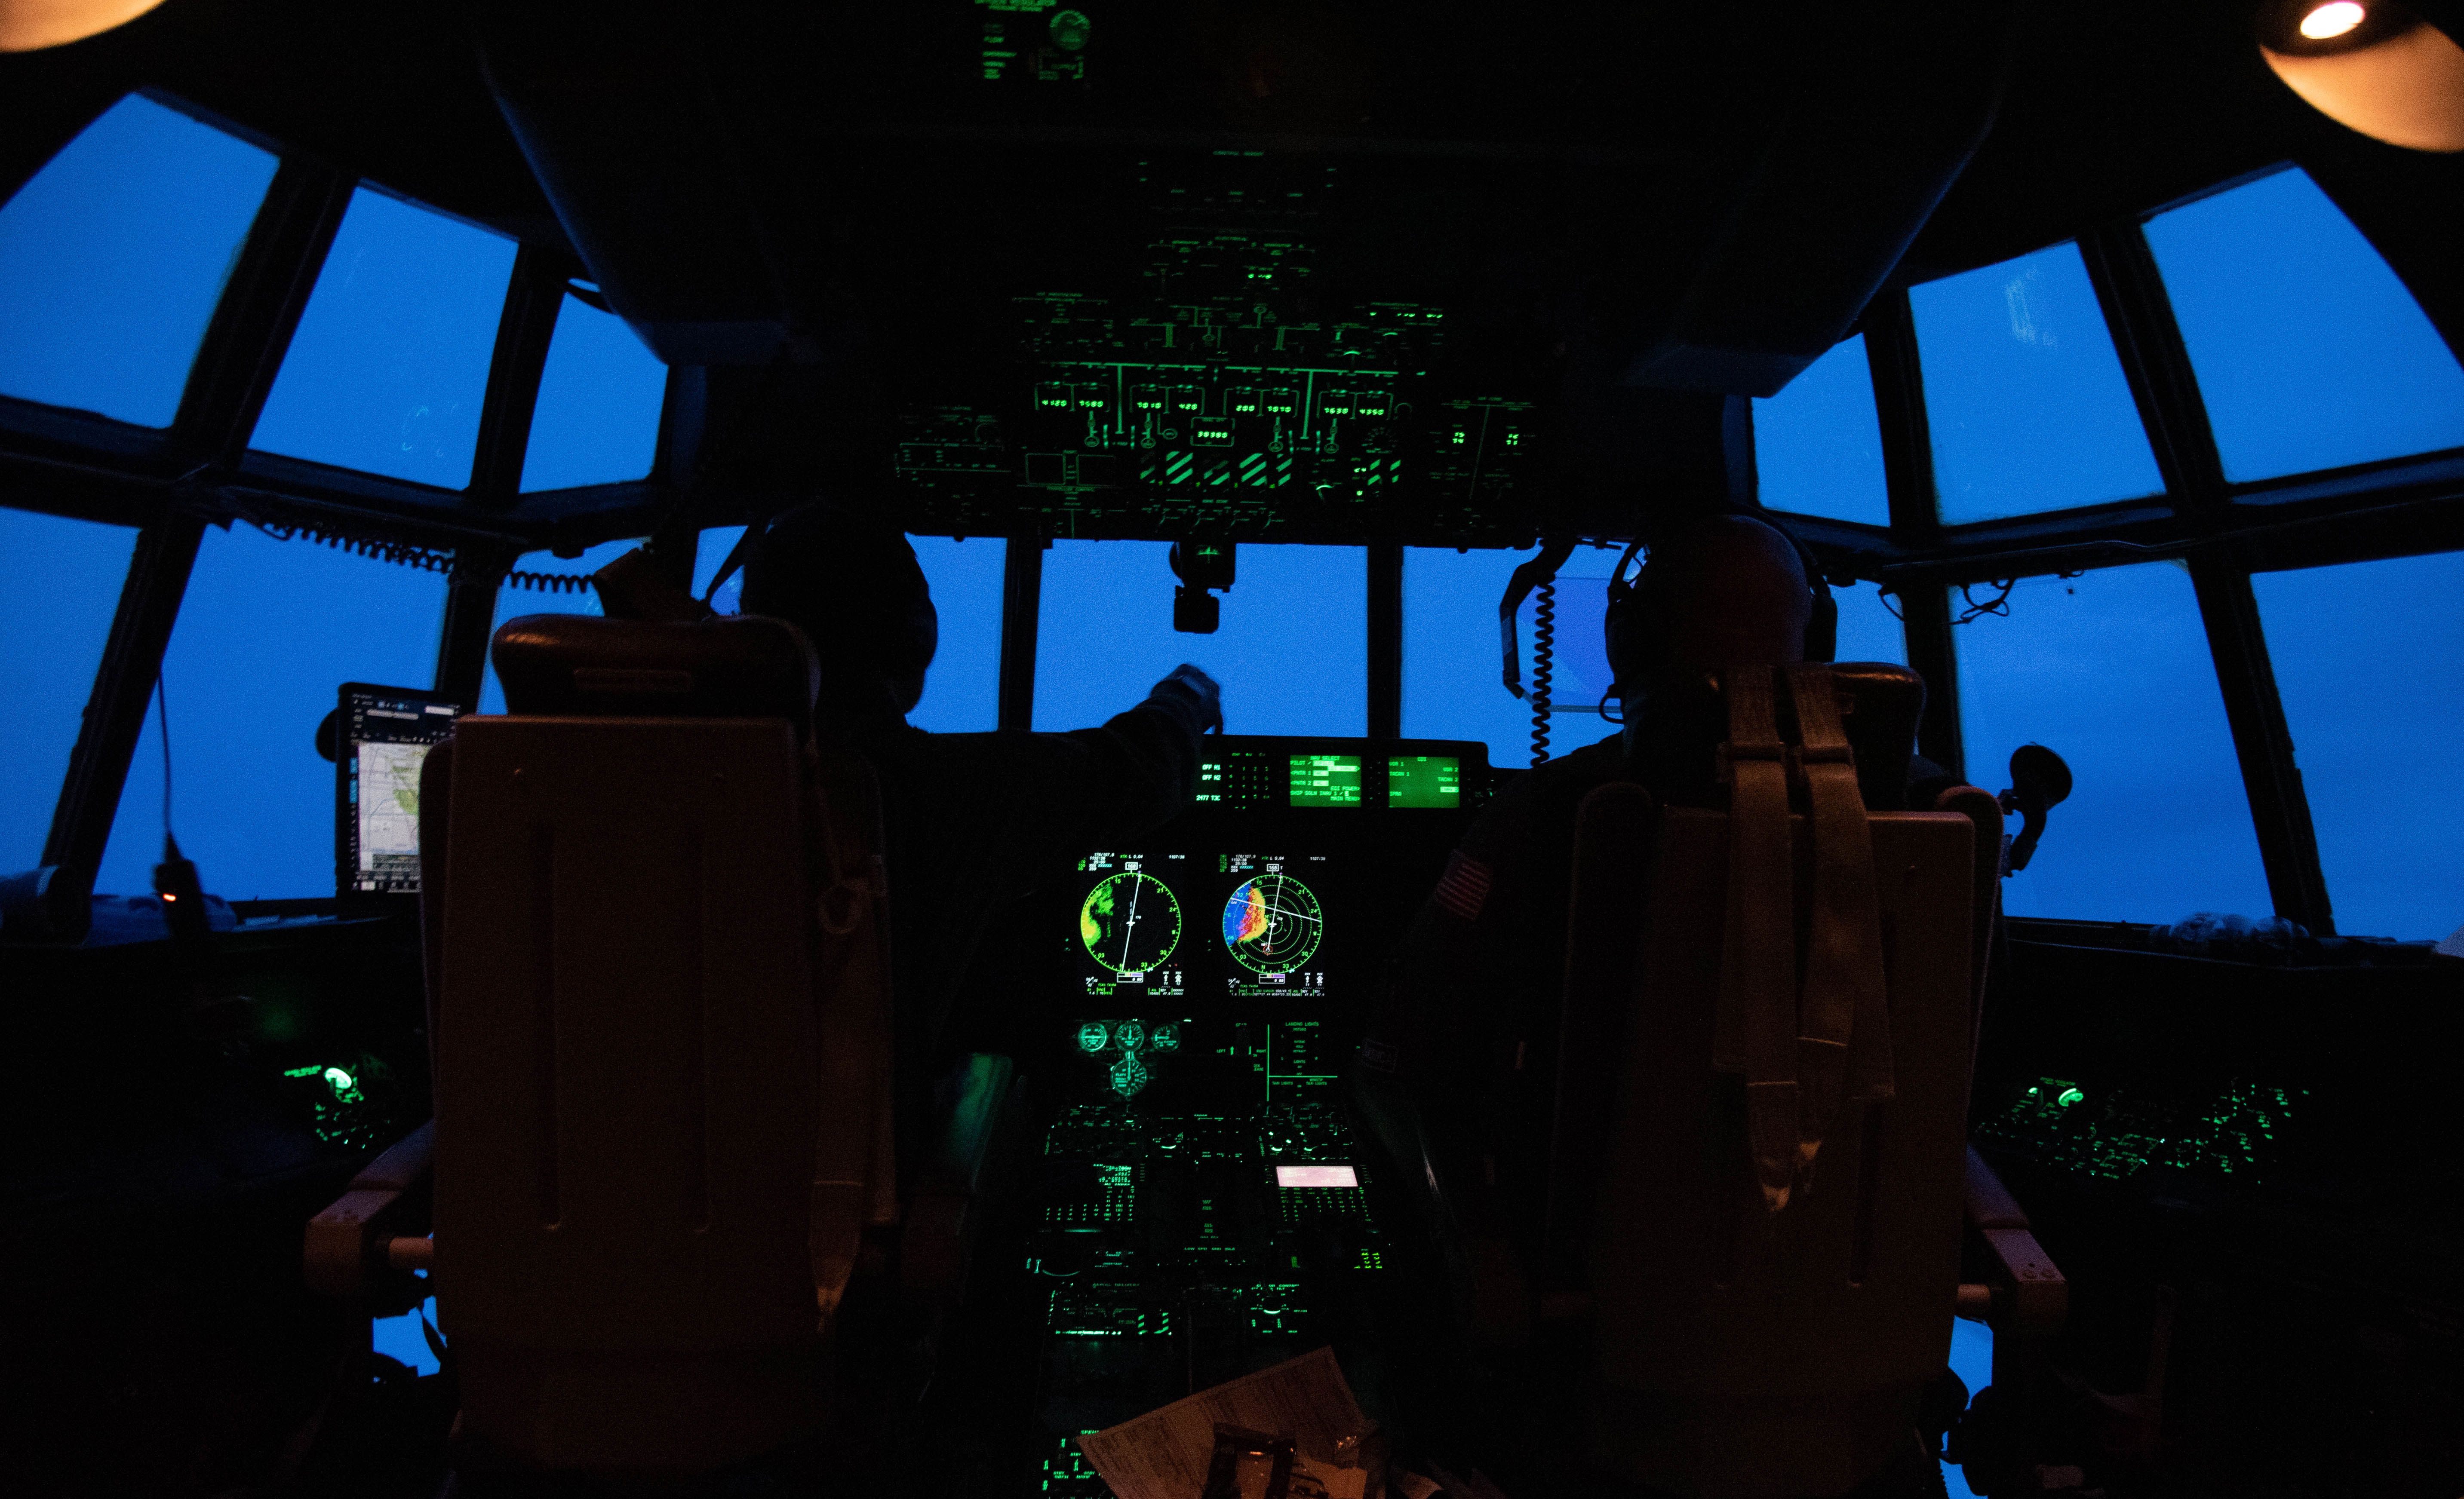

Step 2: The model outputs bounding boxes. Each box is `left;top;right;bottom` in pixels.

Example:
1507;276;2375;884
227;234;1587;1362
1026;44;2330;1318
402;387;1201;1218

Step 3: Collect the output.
1385;754;1461;809
1287;754;1362;808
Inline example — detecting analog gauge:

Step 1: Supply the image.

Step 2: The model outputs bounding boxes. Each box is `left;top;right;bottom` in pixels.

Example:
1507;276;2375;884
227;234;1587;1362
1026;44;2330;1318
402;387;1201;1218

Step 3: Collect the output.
1075;1021;1111;1053
1079;871;1183;978
1220;871;1324;975
1115;1020;1146;1052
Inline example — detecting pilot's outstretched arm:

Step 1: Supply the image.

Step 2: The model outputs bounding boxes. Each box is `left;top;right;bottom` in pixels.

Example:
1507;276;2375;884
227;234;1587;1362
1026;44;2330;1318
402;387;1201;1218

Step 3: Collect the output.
867;664;1221;1071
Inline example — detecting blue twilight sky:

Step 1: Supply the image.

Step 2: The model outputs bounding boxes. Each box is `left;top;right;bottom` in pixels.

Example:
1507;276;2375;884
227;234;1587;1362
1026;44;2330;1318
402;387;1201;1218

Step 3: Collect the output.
250;187;516;488
0;98;2458;935
1913;240;2165;524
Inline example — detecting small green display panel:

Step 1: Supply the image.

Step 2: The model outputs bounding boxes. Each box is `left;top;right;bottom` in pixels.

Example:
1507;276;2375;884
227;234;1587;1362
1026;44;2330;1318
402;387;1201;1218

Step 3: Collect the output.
1288;754;1362;808
1386;755;1461;809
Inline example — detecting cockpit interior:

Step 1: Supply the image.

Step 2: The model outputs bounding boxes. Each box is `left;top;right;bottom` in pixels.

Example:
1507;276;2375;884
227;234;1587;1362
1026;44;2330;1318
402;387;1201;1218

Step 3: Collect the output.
3;3;2461;1497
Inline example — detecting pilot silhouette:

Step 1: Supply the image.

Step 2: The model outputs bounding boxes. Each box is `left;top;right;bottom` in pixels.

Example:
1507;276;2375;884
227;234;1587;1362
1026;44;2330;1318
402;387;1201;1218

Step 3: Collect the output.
740;502;1221;1098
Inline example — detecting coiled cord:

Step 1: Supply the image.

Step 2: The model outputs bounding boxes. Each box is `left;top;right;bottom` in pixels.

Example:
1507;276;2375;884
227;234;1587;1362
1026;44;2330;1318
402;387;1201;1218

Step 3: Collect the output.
249;520;593;593
1529;577;1555;766
251;522;455;575
503;567;594;595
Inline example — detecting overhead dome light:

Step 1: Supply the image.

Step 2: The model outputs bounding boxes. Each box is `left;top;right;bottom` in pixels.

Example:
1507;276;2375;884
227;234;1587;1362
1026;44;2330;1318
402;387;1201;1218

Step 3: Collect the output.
0;0;168;52
2258;0;2464;151
2301;2;2368;39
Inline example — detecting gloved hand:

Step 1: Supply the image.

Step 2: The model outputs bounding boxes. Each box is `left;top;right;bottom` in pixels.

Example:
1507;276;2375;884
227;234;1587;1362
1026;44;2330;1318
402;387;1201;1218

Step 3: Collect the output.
1149;663;1224;735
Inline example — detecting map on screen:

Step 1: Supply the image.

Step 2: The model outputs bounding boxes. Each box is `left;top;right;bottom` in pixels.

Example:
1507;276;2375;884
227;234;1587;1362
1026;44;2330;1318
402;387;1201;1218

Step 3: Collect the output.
338;684;462;899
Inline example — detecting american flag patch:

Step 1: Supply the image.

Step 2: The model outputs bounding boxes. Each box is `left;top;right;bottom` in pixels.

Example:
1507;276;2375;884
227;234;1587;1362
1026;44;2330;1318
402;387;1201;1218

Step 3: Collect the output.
1433;850;1493;922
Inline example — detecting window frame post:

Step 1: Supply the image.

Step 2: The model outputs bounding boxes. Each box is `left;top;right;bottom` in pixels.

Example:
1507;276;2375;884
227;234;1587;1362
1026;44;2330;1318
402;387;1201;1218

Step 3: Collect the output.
466;245;571;511
1863;289;1964;779
1367;540;1402;740
436;544;514;712
998;534;1045;732
36;156;352;902
40;512;207;883
2082;220;2337;932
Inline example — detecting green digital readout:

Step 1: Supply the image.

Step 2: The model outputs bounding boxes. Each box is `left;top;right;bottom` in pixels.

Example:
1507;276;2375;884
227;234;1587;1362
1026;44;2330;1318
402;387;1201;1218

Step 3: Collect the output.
1386;755;1462;809
1288;754;1362;807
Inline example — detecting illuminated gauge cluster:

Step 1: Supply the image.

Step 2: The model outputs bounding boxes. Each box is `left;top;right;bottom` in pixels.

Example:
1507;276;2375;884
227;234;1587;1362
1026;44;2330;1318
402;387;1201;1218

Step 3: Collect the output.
1071;1017;1185;1100
1074;850;1331;1002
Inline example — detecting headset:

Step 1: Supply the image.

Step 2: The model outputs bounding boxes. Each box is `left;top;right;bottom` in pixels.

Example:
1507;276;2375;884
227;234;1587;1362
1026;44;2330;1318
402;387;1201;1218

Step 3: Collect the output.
1601;515;1839;689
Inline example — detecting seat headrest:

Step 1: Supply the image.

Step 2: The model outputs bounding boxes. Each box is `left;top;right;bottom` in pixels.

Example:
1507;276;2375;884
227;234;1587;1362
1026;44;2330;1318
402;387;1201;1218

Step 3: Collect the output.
491;615;821;730
1807;662;1928;812
1628;661;1929;810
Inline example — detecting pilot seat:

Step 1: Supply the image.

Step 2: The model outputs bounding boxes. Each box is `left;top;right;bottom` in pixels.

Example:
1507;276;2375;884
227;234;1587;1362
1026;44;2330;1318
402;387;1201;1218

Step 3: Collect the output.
303;610;1019;1490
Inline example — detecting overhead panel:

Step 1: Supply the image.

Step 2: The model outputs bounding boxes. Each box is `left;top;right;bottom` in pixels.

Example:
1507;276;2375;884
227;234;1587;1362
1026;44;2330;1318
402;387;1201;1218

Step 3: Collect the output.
477;2;2006;542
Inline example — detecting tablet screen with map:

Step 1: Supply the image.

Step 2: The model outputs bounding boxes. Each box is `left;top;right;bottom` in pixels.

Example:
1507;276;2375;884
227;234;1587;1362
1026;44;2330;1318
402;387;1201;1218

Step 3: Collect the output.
335;683;464;901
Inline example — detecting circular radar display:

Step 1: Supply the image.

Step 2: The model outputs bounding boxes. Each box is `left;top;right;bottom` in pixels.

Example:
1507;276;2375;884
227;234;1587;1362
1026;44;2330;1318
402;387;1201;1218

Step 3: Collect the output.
1221;872;1324;975
1079;871;1182;976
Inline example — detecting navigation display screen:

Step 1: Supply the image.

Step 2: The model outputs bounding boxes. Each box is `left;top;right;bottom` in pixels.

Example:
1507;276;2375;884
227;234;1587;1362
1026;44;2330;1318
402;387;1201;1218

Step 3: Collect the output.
337;683;462;898
1193;738;1485;811
1287;754;1361;807
1386;754;1462;809
1076;849;1331;1002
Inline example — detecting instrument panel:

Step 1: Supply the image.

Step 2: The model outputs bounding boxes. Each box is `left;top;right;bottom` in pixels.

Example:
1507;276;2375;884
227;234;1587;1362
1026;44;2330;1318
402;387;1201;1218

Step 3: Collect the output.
1019;735;1485;1490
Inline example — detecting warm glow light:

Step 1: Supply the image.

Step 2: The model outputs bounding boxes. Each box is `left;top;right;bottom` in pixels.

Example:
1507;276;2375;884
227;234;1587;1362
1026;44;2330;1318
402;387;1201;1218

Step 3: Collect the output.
0;0;169;51
2263;13;2464;151
160;892;176;901
2301;2;2367;39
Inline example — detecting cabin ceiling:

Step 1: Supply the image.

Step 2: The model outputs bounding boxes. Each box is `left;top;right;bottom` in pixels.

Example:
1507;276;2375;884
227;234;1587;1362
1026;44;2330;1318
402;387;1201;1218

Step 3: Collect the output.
0;1;2314;294
5;0;2461;549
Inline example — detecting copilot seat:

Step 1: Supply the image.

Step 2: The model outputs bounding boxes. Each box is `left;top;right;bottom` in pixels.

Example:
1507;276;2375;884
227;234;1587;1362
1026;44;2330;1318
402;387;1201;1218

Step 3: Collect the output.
1538;663;2062;1496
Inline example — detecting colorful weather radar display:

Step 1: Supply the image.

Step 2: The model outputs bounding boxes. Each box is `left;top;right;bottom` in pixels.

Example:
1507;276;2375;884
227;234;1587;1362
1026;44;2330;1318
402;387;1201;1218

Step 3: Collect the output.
1078;865;1183;993
1220;866;1324;977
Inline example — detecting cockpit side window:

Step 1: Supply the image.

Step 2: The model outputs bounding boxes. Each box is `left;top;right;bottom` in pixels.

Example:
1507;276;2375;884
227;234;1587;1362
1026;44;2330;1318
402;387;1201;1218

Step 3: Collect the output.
903;536;1004;733
1912;242;2165;525
517;290;669;493
1831;579;1908;667
1955;562;2270;923
0;510;138;870
2145;167;2464;484
1752;332;1891;528
0;93;277;428
95;525;448;900
248;187;516;488
1403;547;1531;769
2253;550;2464;940
1402;545;1628;770
1036;540;1365;736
